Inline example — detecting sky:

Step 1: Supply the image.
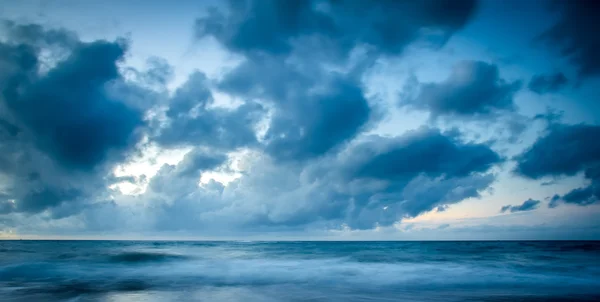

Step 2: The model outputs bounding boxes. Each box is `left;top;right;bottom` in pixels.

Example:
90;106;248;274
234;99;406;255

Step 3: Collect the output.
0;0;599;240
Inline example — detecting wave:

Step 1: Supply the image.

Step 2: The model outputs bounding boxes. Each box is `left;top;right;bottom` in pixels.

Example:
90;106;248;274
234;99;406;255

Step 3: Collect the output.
14;279;151;295
0;247;35;253
2;241;600;301
3;257;600;302
3;252;600;288
107;251;189;263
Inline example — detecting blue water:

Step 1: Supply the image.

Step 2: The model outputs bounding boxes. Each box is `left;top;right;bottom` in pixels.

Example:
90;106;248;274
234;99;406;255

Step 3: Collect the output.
1;241;599;301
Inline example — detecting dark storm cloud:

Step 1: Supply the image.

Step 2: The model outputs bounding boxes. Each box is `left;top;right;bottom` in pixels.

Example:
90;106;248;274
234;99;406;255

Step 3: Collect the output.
0;0;511;235
147;149;227;196
528;72;568;94
15;187;82;215
548;194;561;209
154;71;265;150
403;61;521;118
514;124;600;179
353;128;502;181
550;182;600;208
3;40;144;170
123;56;174;89
135;127;501;231
0;118;19;136
218;56;371;161
341;128;501;220
196;0;478;58
196;0;334;56
551;164;600;208
538;1;600;79
174;148;228;177
263;76;370;161
165;72;212;119
563;186;595;204
143;149;230;232
515;123;600;208
1;20;78;48
148;1;502;229
271;127;502;228
201;0;479;163
1;21;145;171
0;22;154;216
500;198;540;213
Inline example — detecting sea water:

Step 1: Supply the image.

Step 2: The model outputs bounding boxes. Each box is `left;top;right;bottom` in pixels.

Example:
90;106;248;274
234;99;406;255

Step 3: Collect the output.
1;240;599;301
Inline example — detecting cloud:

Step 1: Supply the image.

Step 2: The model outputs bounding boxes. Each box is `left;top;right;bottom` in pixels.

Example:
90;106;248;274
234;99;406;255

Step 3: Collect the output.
218;55;372;162
563;186;596;204
528;72;568;94
500;198;541;213
514;124;600;179
201;0;479;164
264;76;370;161
515;123;600;207
541;180;556;186
352;128;501;180
402;61;521;118
550;165;600;208
0;22;157;216
337;128;500;224
0;17;504;234
196;0;478;58
119;127;500;232
548;194;561;209
0;1;512;237
174;148;228;177
154;71;265;151
4;41;144;170
1;20;78;48
538;1;600;79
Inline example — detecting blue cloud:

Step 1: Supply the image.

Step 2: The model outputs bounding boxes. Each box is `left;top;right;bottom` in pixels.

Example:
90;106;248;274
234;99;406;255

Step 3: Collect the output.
4;41;143;170
353;128;502;181
4;0;591;238
263;76;370;161
125;127;500;231
515;123;600;208
1;20;78;48
538;1;600;80
196;0;478;58
403;61;521;118
294;127;501;228
500;199;541;213
0;22;156;216
551;165;600;208
515;123;600;179
218;56;372;161
155;71;265;151
528;72;568;94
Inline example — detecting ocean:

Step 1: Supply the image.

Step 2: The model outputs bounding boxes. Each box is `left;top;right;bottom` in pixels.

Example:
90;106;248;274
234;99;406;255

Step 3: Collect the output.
0;241;599;301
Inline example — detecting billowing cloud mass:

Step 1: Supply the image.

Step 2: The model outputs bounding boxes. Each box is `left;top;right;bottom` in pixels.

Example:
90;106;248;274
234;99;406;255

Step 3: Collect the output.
154;71;265;151
218;56;371;161
196;0;477;58
122;127;500;231
539;1;600;79
515;124;600;179
1;0;599;239
403;61;521;118
0;25;143;170
500;199;541;213
0;0;487;236
515;123;600;207
0;22;147;217
528;72;568;94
